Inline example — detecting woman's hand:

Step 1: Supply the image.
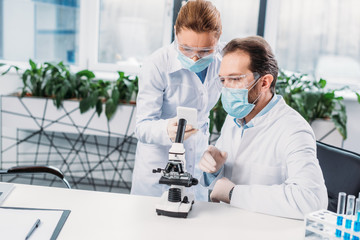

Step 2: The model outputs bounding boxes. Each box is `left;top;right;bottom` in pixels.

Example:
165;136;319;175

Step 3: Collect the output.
167;117;198;142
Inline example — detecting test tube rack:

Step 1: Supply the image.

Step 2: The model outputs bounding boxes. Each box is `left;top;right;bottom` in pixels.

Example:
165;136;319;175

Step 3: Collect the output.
305;209;360;240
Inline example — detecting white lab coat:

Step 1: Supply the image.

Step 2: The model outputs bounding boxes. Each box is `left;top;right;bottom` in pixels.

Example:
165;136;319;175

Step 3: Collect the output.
131;42;222;201
201;96;328;219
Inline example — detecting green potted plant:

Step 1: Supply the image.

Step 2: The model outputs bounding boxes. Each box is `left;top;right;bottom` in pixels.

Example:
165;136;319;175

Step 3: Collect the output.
0;59;139;121
276;70;360;140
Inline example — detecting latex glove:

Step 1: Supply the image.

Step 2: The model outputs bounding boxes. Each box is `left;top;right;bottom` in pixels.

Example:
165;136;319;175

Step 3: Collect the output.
167;117;198;142
210;177;235;204
199;145;227;173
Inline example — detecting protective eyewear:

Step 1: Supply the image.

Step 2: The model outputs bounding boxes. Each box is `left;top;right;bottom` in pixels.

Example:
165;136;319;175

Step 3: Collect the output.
175;40;218;59
218;72;260;88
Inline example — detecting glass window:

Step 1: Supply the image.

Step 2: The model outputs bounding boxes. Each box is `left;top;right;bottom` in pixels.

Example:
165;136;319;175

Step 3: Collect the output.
272;0;360;89
98;0;168;65
1;0;79;64
210;0;260;43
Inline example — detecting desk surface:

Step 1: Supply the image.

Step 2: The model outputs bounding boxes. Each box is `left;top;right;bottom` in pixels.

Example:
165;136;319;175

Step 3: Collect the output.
2;184;304;240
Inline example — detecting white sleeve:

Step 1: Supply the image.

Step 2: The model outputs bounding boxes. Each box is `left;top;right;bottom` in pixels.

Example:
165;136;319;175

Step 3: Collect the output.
134;60;172;146
230;126;328;219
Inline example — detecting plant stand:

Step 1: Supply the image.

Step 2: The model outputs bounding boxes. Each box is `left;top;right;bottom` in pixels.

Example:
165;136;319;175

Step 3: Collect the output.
311;119;343;148
0;95;137;193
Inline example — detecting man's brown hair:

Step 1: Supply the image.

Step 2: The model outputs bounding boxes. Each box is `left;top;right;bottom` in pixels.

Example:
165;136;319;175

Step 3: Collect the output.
175;0;222;38
223;36;278;93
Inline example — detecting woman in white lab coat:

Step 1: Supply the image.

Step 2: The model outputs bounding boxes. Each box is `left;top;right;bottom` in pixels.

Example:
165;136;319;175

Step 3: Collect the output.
130;0;223;201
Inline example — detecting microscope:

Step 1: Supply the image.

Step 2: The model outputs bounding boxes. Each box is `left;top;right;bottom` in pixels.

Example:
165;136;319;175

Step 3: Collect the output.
153;118;198;218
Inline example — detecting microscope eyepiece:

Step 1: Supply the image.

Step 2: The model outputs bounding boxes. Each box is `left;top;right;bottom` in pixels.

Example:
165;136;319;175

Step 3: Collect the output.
175;118;187;143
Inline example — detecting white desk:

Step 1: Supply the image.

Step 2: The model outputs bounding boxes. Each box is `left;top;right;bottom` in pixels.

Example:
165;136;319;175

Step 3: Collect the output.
2;184;304;240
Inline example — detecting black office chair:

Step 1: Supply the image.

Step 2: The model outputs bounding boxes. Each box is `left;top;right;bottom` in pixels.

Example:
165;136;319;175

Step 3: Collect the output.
316;141;360;212
0;165;71;189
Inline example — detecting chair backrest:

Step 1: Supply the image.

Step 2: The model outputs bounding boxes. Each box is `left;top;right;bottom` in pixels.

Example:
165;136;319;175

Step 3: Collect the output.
316;141;360;212
0;165;71;189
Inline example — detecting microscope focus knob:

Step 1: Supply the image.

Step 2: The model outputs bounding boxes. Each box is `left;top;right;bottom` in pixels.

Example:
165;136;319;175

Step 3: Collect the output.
191;178;198;186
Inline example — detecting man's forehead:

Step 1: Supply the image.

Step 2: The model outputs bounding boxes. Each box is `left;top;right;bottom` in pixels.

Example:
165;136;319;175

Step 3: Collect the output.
220;51;251;75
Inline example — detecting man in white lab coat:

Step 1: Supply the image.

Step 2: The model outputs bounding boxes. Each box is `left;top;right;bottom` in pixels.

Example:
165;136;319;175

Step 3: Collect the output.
199;36;328;219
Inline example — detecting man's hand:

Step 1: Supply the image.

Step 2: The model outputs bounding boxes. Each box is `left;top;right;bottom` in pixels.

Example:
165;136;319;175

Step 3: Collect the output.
210;177;235;204
199;145;227;173
167;117;198;142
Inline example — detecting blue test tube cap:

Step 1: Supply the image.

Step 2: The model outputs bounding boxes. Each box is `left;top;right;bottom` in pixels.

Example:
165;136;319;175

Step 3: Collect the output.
346;219;352;229
344;232;350;240
338;216;344;226
336;229;342;238
354;221;360;232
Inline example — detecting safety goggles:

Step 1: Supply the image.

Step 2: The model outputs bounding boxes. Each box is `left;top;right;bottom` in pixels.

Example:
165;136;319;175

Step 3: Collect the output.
175;39;218;59
218;72;260;89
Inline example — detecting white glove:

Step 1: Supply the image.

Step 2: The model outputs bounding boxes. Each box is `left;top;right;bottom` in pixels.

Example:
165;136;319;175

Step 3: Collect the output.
210;177;235;204
167;117;198;142
199;145;227;173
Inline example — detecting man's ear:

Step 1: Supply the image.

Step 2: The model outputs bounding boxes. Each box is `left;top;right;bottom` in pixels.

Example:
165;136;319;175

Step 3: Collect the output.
261;74;274;90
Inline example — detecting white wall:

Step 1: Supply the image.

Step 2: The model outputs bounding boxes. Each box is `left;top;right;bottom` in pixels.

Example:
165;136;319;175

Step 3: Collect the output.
343;98;360;154
3;0;34;61
0;73;22;95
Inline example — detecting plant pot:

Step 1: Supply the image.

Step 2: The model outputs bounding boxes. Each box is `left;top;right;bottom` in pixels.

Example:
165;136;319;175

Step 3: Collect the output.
311;118;343;147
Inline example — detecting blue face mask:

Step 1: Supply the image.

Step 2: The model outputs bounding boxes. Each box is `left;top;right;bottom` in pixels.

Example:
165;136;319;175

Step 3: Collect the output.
221;80;262;119
177;51;214;73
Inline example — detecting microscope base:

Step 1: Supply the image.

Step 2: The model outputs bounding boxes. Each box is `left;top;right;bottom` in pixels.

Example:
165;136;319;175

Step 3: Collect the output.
155;190;195;218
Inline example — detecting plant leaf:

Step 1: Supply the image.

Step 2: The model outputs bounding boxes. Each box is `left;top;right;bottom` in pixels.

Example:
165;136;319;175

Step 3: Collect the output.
76;70;95;79
29;59;37;70
96;99;103;116
105;98;117;120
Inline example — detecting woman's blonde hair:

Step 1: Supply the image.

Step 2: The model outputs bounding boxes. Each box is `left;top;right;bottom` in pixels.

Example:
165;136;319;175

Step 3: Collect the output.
175;0;222;38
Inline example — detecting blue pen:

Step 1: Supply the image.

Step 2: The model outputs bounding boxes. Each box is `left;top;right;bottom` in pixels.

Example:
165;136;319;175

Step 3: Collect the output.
25;218;41;240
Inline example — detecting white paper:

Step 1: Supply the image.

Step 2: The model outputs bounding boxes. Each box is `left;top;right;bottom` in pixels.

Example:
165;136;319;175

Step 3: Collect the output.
0;208;64;240
0;182;15;205
177;106;198;129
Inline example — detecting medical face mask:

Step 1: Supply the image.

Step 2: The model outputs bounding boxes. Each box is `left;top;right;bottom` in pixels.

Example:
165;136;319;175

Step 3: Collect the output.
221;79;262;119
177;51;214;73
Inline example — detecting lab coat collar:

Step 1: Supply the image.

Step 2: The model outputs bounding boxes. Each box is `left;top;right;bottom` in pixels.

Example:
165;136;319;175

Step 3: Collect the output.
168;42;184;74
233;94;282;129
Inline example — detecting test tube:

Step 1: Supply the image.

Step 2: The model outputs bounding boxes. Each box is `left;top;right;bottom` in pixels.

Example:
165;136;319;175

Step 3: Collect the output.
356;198;360;215
338;192;347;215
346;195;356;215
336;192;346;238
353;199;360;240
344;195;356;240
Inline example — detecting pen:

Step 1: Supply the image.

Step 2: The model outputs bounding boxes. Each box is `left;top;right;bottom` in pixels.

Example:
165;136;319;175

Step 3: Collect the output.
25;218;41;240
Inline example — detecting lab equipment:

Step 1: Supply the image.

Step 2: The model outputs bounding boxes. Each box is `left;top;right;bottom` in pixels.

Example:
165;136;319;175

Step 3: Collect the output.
336;192;346;237
343;195;356;239
305;210;360;239
153;118;198;218
305;192;360;240
346;195;356;215
356;198;360;215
